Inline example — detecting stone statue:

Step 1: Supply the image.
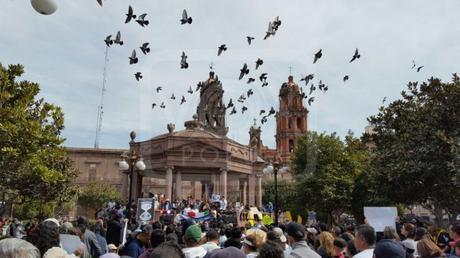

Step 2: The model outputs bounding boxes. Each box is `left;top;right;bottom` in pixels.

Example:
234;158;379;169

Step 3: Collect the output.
167;123;175;133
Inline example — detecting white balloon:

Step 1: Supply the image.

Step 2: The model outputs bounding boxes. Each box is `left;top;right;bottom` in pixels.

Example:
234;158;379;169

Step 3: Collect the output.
31;0;58;15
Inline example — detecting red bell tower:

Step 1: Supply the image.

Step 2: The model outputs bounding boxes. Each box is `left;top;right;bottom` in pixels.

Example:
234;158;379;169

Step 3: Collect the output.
275;75;308;163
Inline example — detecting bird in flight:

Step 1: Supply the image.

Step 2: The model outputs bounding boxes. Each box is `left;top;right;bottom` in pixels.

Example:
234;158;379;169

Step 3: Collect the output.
259;73;268;82
180;51;189;69
259;109;266;116
187;86;193;94
247;89;254;97
140;43;150;55
255;58;263;70
238;94;246;103
239;63;249;80
136;13;149;27
160;102;166;109
262;81;268;87
318;80;325;91
247;36;255;45
218;44;227;56
247;78;255;84
268;107;276;116
309;83;316;95
417;66;424;72
227;99;234;108
125;6;136;23
261;116;268;124
104;35;113;47
96;0;103;6
264;22;275;40
114;31;123;45
134;72;142;81
156;86;162;93
349;48;361;63
180;96;186;105
242;106;248;114
308;97;315;106
230;107;237;115
170;93;176;100
272;16;282;31
180;9;192;24
300;74;314;85
151;103;156;109
129;50;138;65
343;75;349;82
313;49;322;64
411;60;416;69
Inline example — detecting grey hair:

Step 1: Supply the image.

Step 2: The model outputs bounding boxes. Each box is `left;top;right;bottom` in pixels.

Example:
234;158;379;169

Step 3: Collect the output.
0;238;40;258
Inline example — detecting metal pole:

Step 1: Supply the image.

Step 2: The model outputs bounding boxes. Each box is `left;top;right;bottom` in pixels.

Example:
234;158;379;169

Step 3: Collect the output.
126;162;134;222
274;168;279;226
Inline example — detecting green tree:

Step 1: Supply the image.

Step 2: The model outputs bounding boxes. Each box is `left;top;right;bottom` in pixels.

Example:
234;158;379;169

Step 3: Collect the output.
0;63;77;216
291;131;372;225
77;182;122;211
366;75;460;222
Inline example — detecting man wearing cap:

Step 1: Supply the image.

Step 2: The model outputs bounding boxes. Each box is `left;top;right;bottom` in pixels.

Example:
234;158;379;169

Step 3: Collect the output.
122;224;152;258
373;239;405;258
182;224;207;258
286;222;321;258
101;244;120;258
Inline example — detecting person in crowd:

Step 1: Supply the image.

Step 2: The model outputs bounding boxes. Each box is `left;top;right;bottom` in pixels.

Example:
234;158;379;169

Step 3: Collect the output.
243;234;263;258
101;244;120;258
416;238;446;258
383;226;401;241
106;213;123;247
333;238;347;258
401;223;417;257
201;229;221;252
182;224;207;258
122;224;153;258
31;220;78;257
285;222;320;258
306;227;318;249
427;225;450;251
139;228;165;258
59;221;88;257
353;224;376;258
317;232;335;258
93;222;108;255
446;223;460;256
339;232;354;243
148;241;186;258
77;216;103;258
218;227;227;247
454;239;460;258
345;240;358;258
224;227;243;249
331;227;343;238
0;238;40;258
267;227;289;256
345;224;355;237
256;240;284;258
373;239;405;258
208;246;246;258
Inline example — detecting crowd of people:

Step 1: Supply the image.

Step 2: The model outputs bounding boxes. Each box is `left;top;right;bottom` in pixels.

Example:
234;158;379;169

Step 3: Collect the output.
1;200;460;258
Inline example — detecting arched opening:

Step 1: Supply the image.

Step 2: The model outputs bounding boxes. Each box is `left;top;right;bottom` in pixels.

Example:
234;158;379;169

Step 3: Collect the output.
289;139;294;152
297;117;302;130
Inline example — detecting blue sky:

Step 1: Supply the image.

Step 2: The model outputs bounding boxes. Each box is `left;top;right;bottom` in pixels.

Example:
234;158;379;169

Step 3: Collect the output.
1;0;460;149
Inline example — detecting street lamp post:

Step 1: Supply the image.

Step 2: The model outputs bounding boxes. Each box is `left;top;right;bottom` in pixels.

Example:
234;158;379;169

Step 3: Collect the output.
119;138;146;222
263;160;288;226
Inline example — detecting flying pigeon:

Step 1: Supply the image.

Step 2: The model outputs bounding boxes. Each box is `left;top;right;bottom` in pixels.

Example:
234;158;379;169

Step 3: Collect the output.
180;9;192;24
349;48;361;63
247;36;255;45
129;50;138;64
196;82;203;92
170;93;176;100
255;58;263;70
187;86;193;94
238;94;246;103
308;97;315;106
151;103;156;109
242;106;248;114
160;102;166;108
261;116;268;124
264;22;275;40
411;60;416;69
125;6;136;24
136;13;149;27
247;77;255;84
272;16;282;31
309;83;316;95
239;63;249;80
247;89;254;97
313;49;322;64
268;107;276;116
300;74;314;85
230;107;237;115
104;35;113;47
156;86;162;93
140;43;150;55
134;72;142;81
227;98;234;108
114;31;123;45
417;66;424;72
96;0;103;6
318;80;325;90
259;73;268;82
180;96;186;105
262;82;268;87
218;44;227;56
259;109;266;116
343;75;349;82
180;51;189;69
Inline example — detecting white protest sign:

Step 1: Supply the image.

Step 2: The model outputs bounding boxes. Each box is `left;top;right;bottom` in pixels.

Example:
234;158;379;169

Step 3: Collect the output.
364;206;397;232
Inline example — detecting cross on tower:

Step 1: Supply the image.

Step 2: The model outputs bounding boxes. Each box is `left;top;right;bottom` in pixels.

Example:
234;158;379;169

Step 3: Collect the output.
288;66;293;75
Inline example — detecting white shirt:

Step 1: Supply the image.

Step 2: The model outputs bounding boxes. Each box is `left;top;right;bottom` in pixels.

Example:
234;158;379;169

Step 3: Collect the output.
182;246;207;258
353;248;374;258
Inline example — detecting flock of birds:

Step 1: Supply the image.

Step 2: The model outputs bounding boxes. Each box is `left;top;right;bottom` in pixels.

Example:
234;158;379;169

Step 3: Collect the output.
98;1;425;126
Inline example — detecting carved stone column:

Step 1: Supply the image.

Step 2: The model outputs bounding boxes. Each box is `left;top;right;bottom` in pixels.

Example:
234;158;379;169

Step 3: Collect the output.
242;179;248;205
175;170;182;201
248;174;255;206
220;168;228;198
165;166;173;201
256;175;262;208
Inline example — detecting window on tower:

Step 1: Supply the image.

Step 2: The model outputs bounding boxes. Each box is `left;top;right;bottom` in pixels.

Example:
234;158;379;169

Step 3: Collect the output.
289;139;294;152
288;118;292;129
297;117;302;129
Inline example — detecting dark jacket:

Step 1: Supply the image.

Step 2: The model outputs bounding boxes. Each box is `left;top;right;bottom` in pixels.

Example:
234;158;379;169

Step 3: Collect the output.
82;229;103;258
122;238;145;258
106;219;123;246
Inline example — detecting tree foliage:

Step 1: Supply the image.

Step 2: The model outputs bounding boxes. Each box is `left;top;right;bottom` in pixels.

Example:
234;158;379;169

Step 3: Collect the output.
365;75;460;218
262;180;298;215
77;182;122;211
0;63;77;207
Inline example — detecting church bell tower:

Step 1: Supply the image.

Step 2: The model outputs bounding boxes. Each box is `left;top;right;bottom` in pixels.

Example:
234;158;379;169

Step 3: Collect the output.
275;75;308;163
